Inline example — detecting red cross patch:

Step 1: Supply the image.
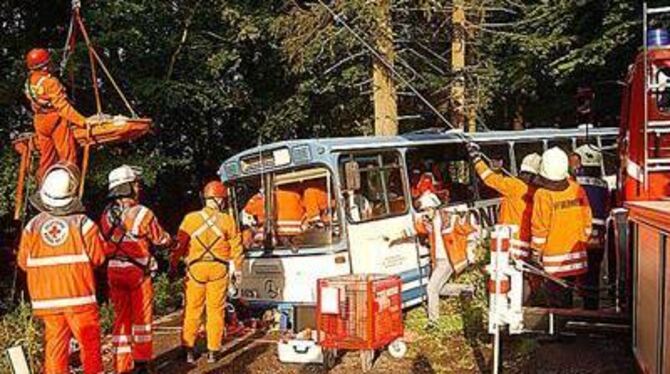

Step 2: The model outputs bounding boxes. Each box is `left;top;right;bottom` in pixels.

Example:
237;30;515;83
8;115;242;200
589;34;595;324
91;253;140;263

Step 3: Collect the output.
40;218;69;246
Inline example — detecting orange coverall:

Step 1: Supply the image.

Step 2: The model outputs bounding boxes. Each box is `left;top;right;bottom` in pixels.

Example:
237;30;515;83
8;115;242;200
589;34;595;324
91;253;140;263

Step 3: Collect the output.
415;210;474;275
18;212;106;374
531;180;592;278
25;71;86;179
303;184;329;223
100;199;171;373
275;188;306;236
172;207;243;352
475;160;536;259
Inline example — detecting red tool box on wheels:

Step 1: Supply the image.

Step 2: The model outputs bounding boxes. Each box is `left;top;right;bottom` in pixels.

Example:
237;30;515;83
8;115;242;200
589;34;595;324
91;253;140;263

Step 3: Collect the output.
316;274;407;371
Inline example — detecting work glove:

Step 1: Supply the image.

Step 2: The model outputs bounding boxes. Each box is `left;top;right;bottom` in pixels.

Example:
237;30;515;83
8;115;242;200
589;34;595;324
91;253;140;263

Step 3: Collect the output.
466;142;482;161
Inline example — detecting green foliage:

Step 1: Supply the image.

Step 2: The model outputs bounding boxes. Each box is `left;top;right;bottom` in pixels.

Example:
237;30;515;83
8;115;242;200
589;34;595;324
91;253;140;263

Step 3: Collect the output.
0;301;43;374
99;302;115;335
153;274;184;317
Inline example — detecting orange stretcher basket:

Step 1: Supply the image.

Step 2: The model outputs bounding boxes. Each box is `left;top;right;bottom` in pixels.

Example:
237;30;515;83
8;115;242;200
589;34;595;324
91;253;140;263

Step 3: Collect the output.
12;115;152;220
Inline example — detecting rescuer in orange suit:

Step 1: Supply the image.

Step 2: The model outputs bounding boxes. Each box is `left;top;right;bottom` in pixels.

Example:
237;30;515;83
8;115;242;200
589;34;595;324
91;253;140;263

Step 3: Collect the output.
275;186;306;237
467;143;541;260
303;180;330;227
531;147;592;308
100;165;172;373
171;181;243;364
24;48;90;180
18;162;106;374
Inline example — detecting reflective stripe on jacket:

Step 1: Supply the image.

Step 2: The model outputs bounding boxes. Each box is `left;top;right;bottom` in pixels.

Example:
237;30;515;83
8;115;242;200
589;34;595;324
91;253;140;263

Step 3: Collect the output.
576;176;610;249
475;160;534;259
25;71;85;126
531;179;592;278
18;212;106;315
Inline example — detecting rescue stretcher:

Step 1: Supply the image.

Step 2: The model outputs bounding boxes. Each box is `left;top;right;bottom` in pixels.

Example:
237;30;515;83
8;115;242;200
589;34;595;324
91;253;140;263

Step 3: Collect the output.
12;115;152;219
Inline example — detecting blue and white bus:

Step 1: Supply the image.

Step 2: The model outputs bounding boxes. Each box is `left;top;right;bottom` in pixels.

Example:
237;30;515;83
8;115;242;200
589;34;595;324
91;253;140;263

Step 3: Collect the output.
219;126;618;309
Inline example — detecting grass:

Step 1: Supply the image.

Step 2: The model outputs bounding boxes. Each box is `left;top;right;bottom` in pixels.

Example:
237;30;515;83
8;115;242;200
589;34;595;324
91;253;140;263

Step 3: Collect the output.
0;301;43;373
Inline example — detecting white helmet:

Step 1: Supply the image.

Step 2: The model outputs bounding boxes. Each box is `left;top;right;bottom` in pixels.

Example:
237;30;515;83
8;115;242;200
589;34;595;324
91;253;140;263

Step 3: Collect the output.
574;145;602;167
520;153;542;174
418;192;441;210
108;165;142;190
540;147;569;181
40;165;79;208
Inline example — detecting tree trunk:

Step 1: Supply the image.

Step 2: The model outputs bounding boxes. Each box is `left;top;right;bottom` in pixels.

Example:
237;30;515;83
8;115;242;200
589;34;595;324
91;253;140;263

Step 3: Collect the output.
451;0;466;130
372;0;398;136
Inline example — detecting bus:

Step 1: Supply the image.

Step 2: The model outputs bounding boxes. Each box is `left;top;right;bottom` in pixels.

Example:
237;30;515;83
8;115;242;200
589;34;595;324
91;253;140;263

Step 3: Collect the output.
218;126;618;310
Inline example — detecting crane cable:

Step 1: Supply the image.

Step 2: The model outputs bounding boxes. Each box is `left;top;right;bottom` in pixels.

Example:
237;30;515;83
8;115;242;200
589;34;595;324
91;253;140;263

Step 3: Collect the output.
314;0;514;177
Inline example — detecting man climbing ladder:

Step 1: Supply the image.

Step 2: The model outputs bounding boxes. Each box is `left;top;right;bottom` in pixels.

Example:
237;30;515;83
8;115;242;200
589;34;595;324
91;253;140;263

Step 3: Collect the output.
24;48;91;180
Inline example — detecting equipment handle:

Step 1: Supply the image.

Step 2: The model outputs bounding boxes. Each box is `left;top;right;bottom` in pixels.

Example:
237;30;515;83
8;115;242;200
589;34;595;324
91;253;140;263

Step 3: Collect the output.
292;344;310;354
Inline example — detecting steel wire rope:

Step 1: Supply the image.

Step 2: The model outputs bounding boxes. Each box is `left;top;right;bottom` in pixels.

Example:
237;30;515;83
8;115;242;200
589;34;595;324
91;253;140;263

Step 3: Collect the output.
314;0;514;176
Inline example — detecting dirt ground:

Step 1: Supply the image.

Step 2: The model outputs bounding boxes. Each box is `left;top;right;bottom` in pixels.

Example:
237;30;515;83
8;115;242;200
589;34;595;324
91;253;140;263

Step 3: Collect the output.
142;300;634;374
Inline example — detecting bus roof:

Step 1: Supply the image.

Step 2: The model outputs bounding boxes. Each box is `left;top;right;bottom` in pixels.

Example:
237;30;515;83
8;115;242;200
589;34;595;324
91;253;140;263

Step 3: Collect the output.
219;126;618;181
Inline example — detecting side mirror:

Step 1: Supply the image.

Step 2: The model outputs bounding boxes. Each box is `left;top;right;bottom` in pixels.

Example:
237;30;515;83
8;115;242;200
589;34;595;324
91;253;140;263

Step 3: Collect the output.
344;160;361;191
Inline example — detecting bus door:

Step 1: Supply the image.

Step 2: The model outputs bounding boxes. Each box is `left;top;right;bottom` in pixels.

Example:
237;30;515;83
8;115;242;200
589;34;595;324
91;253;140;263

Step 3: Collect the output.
340;150;426;306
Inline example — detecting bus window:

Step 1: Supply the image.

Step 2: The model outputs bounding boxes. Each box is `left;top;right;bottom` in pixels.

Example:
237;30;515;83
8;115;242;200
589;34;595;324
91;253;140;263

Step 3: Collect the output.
514;141;544;173
340;151;408;223
477;143;512;200
548;139;573;154
233;166;341;251
405;143;473;207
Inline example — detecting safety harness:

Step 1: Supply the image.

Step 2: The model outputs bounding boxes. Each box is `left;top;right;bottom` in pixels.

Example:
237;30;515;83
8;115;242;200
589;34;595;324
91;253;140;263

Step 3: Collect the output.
185;211;231;285
103;202;153;276
24;75;54;112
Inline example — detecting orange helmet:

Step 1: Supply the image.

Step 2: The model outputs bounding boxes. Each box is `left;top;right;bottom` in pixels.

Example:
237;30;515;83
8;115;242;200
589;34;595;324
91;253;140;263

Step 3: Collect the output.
26;48;50;70
203;181;227;199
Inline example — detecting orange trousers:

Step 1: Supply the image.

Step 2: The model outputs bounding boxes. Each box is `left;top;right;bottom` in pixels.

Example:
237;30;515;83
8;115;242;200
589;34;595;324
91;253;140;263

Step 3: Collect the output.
41;305;102;374
108;268;153;373
34;112;78;180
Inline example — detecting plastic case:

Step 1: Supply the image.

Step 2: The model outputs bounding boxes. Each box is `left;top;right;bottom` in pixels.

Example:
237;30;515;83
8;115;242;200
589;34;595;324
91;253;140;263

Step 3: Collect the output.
277;339;324;364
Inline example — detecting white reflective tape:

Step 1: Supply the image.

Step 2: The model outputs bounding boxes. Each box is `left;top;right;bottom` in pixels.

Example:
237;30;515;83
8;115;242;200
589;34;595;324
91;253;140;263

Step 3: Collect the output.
134;335;152;343
532;237;547;245
626;159;644;182
585;228;592;236
108;257;149;269
510;239;530;248
592;218;606;226
479;169;493;180
26;253;89;267
114;346;132;355
32;295;96;310
511;249;530;258
132;324;152;333
112;335;131;344
543;251;587;263
132;207;149;236
82;218;94;235
544;261;587;274
193;212;224;238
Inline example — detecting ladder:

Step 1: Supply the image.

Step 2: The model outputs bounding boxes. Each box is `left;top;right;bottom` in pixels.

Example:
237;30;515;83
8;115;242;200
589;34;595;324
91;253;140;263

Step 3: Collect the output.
642;4;670;188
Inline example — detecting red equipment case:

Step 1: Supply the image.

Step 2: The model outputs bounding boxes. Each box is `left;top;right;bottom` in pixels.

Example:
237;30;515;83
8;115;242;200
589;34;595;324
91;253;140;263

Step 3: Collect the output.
316;274;405;371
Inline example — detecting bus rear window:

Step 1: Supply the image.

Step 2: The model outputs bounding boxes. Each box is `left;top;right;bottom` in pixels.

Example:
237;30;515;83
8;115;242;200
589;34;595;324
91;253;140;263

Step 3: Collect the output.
233;166;340;251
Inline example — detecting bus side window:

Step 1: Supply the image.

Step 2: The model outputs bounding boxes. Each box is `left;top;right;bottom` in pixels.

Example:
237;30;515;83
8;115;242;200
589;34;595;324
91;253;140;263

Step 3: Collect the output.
548;139;573;154
477;143;512;200
341;152;408;223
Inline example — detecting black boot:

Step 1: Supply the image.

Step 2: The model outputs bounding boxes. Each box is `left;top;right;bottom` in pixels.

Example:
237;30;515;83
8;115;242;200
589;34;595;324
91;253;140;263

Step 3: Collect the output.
133;361;154;374
207;350;217;364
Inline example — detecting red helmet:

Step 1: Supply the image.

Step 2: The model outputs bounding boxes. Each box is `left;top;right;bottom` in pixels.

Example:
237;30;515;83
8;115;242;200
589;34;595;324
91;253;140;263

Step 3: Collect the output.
203;181;228;199
26;48;50;70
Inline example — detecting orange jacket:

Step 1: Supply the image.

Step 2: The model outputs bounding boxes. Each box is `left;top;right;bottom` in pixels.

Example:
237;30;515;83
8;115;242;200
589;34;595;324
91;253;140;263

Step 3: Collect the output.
100;199;171;269
275;188;305;236
475;160;535;258
243;192;266;225
18;212;106;316
25;71;85;127
415;210;474;274
303;185;329;223
172;207;243;270
531;179;592;277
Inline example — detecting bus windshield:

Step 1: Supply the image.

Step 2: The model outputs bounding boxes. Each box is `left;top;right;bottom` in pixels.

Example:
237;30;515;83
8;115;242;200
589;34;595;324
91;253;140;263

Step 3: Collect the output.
233;166;341;251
